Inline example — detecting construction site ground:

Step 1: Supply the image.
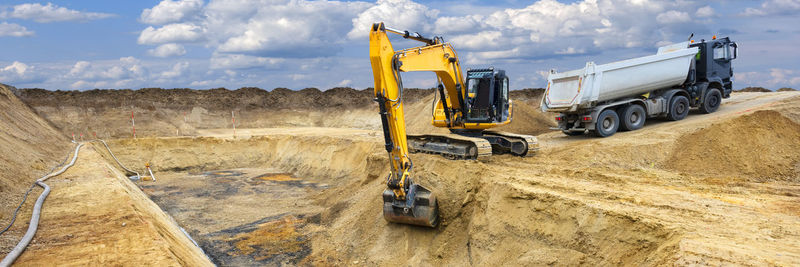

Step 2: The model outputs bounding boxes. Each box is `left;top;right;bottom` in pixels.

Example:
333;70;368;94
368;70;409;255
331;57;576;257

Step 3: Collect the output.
2;84;800;266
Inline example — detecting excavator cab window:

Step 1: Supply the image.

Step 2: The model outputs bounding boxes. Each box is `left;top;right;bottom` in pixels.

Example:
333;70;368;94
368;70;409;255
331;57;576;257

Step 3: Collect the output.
499;77;509;121
465;71;495;122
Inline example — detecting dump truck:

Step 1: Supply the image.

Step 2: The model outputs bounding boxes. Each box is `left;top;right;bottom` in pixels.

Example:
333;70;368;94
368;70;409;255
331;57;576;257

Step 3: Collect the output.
541;36;737;137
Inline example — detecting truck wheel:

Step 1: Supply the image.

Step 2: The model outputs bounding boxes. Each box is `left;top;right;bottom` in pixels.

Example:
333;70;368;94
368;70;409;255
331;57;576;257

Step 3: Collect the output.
667;95;690;121
699;88;722;114
620;104;646;131
594;109;619;137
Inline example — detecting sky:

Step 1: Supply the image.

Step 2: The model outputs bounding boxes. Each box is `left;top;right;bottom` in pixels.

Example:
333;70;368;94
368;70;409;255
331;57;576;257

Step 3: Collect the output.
0;0;798;91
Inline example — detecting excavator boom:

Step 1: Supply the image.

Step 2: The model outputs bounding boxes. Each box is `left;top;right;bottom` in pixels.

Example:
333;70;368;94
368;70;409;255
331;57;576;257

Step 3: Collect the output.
370;22;439;227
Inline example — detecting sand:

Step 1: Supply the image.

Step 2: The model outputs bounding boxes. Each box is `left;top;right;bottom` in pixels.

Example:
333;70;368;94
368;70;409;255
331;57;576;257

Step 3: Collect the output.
2;84;800;266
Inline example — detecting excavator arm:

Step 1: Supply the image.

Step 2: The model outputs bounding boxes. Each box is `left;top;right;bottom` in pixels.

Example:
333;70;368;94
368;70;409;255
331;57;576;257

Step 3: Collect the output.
370;22;439;227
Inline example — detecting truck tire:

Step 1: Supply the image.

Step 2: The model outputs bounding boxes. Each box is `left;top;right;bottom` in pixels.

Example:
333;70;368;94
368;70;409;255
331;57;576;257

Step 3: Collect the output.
667;95;689;121
594;109;619;137
699;88;722;114
619;104;646;131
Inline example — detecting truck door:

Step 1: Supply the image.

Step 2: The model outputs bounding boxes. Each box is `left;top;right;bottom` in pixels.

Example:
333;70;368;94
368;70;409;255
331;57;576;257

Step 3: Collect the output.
711;41;734;81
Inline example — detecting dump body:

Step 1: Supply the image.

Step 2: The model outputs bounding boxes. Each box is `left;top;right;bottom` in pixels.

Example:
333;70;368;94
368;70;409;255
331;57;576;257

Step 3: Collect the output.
542;42;698;113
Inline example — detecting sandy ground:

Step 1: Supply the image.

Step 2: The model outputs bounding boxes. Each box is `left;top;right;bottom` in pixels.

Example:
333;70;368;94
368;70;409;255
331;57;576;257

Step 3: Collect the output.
2;86;800;266
1;144;212;266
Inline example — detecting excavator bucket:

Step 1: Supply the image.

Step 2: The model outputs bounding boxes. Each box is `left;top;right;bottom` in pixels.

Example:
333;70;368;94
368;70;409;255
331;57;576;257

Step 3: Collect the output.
382;184;439;228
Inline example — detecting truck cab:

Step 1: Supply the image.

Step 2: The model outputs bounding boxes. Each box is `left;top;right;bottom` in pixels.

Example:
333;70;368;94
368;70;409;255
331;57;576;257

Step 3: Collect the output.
464;68;510;123
689;37;737;98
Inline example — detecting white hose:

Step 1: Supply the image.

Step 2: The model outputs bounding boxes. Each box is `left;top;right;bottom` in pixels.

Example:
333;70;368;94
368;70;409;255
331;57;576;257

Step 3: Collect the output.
92;139;141;179
1;139;144;266
1;143;82;267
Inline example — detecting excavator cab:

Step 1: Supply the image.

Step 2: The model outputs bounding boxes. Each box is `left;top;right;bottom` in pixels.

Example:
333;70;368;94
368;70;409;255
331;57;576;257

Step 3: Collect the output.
465;68;510;123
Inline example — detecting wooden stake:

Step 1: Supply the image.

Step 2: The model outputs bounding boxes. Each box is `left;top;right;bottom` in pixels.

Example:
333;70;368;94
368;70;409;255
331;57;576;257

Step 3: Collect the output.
131;111;136;139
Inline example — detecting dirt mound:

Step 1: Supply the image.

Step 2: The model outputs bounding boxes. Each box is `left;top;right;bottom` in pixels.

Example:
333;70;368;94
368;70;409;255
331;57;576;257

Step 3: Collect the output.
404;90;556;136
495;101;556;135
666;110;800;181
736;87;772;92
0;83;68;223
510;88;545;104
778;87;798;92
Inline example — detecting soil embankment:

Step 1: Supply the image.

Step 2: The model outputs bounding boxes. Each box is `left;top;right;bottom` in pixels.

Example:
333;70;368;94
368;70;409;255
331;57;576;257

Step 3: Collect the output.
0;83;212;265
15;87;555;138
0;83;70;252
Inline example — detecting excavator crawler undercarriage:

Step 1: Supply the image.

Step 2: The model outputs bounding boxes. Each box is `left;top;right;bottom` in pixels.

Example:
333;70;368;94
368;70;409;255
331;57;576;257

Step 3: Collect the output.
408;131;538;160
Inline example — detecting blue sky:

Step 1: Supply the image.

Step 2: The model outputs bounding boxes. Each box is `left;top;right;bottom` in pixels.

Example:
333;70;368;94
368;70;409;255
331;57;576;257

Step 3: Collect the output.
0;0;798;91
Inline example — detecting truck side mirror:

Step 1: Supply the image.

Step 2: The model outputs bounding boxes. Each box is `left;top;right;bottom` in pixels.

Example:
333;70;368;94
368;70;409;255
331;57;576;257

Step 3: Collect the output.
730;42;738;60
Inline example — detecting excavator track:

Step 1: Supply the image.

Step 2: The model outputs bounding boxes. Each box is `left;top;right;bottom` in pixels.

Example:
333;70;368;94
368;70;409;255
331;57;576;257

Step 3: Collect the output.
483;131;539;157
407;133;492;160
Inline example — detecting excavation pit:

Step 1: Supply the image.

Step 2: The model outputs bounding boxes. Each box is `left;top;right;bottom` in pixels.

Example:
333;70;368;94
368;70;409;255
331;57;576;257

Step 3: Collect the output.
103;134;695;266
138;167;324;265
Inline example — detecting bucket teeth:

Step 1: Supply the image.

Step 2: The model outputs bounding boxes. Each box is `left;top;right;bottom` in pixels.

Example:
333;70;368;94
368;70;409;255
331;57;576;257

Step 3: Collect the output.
382;184;439;228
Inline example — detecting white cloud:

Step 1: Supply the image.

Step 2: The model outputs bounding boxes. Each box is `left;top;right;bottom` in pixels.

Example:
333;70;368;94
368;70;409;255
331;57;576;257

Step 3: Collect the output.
148;43;187;57
2;3;114;23
408;0;709;62
66;57;148;81
140;0;204;25
70;80;92;89
735;68;800;88
160;62;190;78
0;22;33;37
450;31;502;50
742;0;800;16
2;61;29;76
656;10;691;24
138;23;205;45
337;79;352;87
0;61;40;83
68;61;91;76
137;0;371;58
555;47;585;55
767;68;800;86
217;0;371;56
209;53;284;69
347;0;439;40
434;15;484;34
696;6;715;18
290;74;309;81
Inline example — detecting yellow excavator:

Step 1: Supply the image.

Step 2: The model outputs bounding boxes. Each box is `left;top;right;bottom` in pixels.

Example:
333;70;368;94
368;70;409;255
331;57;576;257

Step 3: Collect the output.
369;22;537;227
